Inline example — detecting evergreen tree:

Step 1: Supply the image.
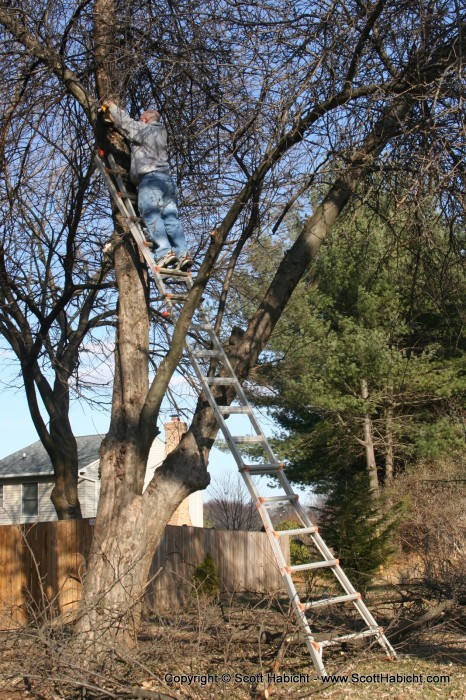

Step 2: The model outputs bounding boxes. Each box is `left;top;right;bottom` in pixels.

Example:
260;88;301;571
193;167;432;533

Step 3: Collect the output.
259;195;465;493
319;464;404;594
247;195;465;585
192;553;219;599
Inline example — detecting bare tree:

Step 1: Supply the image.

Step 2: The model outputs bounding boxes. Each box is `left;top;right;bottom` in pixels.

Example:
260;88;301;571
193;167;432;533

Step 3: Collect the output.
0;83;116;518
205;474;262;530
0;0;464;664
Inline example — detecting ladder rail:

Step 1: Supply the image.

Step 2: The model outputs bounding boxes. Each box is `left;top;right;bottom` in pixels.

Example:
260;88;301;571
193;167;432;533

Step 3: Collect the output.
96;151;397;677
186;340;278;465
95;154;168;294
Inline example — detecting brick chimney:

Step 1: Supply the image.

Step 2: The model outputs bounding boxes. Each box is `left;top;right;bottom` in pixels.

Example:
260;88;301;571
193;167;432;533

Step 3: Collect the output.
165;415;187;455
165;416;192;526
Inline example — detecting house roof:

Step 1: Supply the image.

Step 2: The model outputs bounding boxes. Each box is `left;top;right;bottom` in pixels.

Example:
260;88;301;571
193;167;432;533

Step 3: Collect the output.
0;435;105;479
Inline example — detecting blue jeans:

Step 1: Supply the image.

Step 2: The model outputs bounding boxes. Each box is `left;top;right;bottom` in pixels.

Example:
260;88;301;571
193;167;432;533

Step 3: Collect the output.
138;171;187;259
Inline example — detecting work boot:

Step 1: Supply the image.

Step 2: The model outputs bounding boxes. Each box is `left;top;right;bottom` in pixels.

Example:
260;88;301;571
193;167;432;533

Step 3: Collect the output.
177;254;193;271
156;251;177;268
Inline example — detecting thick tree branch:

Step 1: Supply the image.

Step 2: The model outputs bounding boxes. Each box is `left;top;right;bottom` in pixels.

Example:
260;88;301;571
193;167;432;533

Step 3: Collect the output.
0;7;96;120
173;24;466;473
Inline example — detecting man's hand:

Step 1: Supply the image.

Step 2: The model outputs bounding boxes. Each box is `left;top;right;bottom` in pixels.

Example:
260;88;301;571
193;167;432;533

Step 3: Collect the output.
100;101;115;123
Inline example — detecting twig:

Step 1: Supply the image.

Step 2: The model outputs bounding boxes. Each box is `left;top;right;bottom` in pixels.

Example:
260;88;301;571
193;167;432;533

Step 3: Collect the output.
390;598;461;642
21;673;178;700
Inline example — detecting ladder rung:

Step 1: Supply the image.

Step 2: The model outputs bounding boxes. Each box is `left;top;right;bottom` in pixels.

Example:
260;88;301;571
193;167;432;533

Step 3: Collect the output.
232;435;265;444
241;463;282;473
290;559;338;572
190;323;213;331
217;406;252;415
260;495;298;504
127;216;143;223
275;527;316;537
319;627;383;648
301;593;361;611
118;192;137;202
159;269;190;278
192;350;223;358
205;377;237;385
164;294;188;302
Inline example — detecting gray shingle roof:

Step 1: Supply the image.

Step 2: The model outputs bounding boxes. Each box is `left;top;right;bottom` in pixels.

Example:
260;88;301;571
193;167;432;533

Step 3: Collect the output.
0;435;104;478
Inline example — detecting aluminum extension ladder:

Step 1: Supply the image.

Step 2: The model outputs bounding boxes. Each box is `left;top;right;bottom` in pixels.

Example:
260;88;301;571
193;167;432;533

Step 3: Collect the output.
95;151;396;677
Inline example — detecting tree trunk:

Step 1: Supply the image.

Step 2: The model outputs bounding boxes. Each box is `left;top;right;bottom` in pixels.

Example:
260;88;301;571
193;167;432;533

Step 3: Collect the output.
48;370;82;519
23;362;82;519
49;421;82;520
72;432;206;660
385;403;395;486
361;378;380;498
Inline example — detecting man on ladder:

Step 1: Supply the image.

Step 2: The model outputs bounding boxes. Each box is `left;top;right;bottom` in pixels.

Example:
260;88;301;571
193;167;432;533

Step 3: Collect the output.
102;100;193;271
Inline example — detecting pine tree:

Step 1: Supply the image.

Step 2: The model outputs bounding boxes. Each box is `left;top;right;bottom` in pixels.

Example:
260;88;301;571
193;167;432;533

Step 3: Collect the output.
259;195;465;492
248;194;465;584
192;553;219;598
319;465;404;594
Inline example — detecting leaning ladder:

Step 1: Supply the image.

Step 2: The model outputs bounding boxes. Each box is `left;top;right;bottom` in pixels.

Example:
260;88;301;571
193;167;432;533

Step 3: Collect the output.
95;151;396;677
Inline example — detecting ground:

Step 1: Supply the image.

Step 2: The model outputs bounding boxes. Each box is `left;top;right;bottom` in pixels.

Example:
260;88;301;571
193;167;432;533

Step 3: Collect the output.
0;590;464;699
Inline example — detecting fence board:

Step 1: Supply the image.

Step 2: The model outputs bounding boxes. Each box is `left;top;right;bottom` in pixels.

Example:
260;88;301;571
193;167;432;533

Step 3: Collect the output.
0;525;25;628
0;520;289;626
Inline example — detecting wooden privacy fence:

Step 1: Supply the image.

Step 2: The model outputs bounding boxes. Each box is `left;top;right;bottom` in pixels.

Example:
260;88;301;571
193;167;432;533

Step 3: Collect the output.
147;524;289;609
0;519;289;628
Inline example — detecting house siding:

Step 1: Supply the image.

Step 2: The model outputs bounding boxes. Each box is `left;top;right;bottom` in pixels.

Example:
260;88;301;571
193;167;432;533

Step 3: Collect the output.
78;459;100;519
0;482;21;524
143;439;165;491
188;489;204;528
0;433;204;525
0;480;56;525
0;473;99;525
38;482;57;522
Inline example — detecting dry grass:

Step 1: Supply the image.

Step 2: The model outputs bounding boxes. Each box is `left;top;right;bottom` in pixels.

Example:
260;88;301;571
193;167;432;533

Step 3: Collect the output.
0;587;464;700
2;460;464;698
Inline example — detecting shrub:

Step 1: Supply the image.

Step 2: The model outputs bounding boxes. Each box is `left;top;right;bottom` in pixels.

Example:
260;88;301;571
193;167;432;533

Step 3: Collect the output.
191;553;219;598
393;457;466;602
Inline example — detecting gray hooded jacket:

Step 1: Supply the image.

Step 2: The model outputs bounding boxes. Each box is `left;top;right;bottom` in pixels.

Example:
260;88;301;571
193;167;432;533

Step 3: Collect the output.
108;105;170;184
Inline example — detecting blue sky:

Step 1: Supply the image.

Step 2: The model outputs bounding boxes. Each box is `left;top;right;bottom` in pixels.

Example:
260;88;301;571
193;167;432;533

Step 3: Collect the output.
0;385;109;459
0;378;295;500
0;380;317;504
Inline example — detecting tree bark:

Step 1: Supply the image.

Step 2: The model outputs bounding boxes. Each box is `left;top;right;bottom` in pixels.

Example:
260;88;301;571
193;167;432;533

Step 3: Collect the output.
361;378;380;498
385;403;395;486
72;433;204;657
